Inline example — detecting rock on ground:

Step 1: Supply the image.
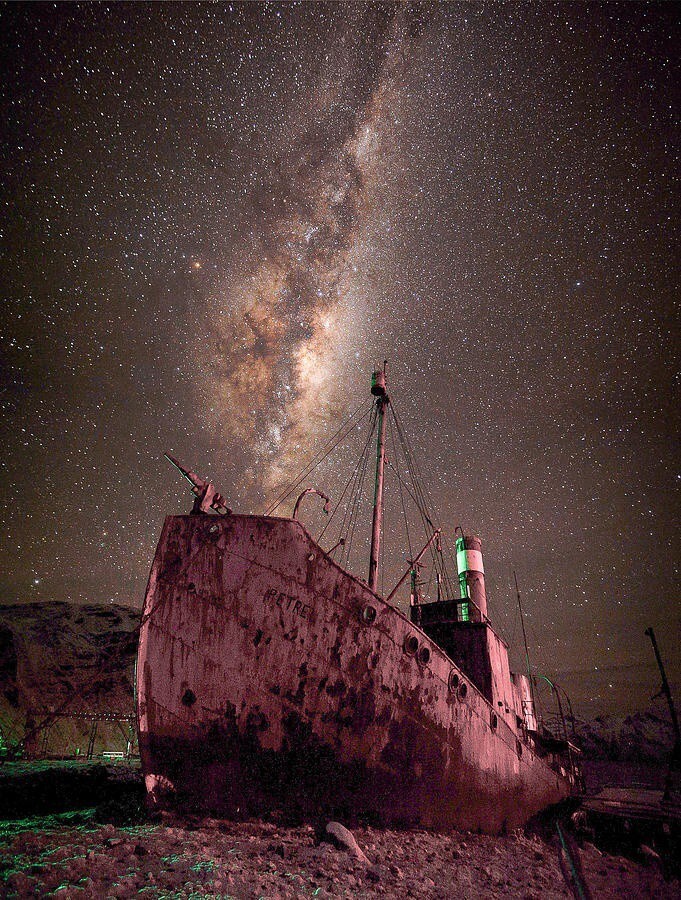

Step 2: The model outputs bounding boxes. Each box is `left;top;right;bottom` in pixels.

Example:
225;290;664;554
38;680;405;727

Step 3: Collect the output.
324;821;371;864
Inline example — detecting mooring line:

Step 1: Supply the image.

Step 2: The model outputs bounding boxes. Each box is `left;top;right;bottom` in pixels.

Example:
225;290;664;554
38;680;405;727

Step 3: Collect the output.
556;821;589;900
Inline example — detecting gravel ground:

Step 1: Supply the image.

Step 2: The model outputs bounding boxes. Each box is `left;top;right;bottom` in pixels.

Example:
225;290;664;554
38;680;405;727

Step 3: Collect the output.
1;809;679;899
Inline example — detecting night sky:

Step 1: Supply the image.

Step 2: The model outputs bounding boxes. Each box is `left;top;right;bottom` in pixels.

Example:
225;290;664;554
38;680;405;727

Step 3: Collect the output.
1;2;678;718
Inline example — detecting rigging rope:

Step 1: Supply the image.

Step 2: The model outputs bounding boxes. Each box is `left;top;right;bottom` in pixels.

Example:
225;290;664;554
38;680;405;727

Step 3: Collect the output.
388;413;413;561
263;386;460;608
264;396;373;516
342;403;376;569
317;407;377;545
389;403;457;601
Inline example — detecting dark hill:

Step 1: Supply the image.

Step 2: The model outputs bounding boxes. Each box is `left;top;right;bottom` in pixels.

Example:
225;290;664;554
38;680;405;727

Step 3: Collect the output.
574;710;676;764
0;601;139;758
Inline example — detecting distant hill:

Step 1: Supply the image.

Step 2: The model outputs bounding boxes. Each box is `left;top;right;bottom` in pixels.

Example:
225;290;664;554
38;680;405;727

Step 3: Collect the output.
0;601;139;758
573;709;676;764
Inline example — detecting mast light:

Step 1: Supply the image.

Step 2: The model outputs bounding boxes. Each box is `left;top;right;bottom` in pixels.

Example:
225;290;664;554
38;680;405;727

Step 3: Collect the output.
371;369;388;397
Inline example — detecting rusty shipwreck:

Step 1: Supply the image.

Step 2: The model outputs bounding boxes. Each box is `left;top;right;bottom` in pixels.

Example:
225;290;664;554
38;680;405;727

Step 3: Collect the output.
136;368;581;833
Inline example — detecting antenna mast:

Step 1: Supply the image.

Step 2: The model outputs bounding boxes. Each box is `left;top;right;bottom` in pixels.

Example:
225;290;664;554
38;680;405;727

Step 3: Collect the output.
368;362;389;593
645;627;680;744
514;569;536;712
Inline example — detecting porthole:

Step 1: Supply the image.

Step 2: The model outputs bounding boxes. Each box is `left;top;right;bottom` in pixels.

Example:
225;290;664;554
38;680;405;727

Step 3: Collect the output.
490;712;498;730
418;646;431;665
448;671;460;692
403;634;419;655
361;605;377;624
458;681;468;701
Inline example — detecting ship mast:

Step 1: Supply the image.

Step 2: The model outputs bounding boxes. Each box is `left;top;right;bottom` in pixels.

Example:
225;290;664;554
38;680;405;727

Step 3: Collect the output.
368;363;389;593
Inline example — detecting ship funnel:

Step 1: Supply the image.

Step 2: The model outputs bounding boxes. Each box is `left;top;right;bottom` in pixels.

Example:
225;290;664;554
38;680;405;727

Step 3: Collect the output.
455;534;488;619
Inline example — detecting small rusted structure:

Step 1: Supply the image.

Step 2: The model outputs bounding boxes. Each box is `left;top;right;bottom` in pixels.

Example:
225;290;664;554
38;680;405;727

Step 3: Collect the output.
137;370;580;832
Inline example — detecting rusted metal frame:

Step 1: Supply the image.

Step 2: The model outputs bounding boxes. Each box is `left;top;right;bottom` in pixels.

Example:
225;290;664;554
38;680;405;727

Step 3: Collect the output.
645;626;681;802
86;720;98;759
535;675;568;743
164;453;230;515
292;488;330;520
533;675;582;782
385;529;441;605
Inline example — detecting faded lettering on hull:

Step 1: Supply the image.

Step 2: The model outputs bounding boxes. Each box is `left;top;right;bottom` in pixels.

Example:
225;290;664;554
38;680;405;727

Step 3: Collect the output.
264;587;311;620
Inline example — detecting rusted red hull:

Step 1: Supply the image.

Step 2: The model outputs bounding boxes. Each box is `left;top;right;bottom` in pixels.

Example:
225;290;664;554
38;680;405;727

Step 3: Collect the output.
137;514;572;833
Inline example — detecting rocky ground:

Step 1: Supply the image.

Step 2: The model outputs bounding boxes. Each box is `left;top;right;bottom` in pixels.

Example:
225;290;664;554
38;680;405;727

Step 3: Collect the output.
0;769;679;900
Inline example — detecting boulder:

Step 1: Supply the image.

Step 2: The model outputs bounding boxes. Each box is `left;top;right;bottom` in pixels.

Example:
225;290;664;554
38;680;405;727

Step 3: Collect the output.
324;821;370;864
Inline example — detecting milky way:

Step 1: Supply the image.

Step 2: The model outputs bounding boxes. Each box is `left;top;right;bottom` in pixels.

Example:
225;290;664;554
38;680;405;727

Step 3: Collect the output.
202;6;420;493
1;2;678;716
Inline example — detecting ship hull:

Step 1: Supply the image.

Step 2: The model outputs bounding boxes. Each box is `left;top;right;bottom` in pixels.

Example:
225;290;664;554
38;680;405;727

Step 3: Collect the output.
137;514;572;833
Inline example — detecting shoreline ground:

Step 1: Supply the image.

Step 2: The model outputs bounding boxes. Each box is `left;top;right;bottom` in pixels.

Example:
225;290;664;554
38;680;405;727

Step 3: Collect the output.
0;761;679;899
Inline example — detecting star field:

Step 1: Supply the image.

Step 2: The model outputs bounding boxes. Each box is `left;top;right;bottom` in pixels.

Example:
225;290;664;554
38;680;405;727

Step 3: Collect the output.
0;2;678;717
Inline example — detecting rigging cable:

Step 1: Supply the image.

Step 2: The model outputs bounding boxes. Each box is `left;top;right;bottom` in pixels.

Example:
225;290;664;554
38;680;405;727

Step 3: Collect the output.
317;407;377;546
389;402;457;601
265;396;373;516
342;402;376;569
388;411;413;561
388;406;438;573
